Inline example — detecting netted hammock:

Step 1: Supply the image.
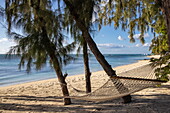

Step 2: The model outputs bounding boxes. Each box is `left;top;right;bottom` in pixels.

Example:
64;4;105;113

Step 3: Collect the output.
64;64;167;102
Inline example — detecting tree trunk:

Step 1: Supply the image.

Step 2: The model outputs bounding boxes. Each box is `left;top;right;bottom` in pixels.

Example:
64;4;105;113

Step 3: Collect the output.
42;28;71;105
161;0;170;51
50;54;71;105
83;40;91;93
63;0;131;103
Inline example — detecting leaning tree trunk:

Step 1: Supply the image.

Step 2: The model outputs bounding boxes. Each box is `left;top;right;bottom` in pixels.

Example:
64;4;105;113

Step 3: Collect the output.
63;0;131;103
49;53;71;105
83;40;91;93
42;28;71;105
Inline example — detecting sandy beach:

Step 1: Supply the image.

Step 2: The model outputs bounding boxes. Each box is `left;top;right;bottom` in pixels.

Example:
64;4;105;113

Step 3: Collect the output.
0;58;170;113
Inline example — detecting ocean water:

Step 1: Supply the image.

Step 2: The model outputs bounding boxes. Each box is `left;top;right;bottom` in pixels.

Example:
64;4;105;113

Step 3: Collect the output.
0;54;149;87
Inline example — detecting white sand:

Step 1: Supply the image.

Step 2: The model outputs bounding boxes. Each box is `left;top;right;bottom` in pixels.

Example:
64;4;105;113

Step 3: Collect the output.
0;58;170;113
147;55;160;59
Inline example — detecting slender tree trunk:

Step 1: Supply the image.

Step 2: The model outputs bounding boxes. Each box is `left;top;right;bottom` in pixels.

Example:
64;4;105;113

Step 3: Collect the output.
63;0;116;79
63;0;131;103
49;53;71;105
83;40;91;93
42;28;71;105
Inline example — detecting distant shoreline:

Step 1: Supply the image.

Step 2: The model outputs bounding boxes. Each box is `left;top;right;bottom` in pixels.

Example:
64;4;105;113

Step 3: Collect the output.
0;54;151;88
1;55;169;113
0;54;170;113
0;55;153;89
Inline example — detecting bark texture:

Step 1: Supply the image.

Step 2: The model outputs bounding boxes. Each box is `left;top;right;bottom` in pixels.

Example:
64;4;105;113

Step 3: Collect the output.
42;28;71;105
83;40;91;93
63;0;131;103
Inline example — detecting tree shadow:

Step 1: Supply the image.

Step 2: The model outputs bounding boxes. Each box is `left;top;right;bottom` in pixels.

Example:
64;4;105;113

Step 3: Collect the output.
0;95;113;113
161;84;170;89
0;95;63;102
0;85;170;113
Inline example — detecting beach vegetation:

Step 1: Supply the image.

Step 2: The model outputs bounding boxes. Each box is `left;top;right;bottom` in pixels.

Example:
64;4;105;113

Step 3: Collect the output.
150;23;169;81
63;2;93;93
2;0;170;105
98;0;170;81
150;22;168;55
5;0;76;105
62;0;132;103
4;0;132;103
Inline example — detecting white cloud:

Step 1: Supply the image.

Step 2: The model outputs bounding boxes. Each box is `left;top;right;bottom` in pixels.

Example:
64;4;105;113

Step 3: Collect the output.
129;33;150;39
97;43;125;48
144;33;150;38
135;43;150;48
0;38;8;43
133;34;141;39
0;38;16;54
143;43;150;47
135;44;141;47
118;36;125;41
98;44;150;54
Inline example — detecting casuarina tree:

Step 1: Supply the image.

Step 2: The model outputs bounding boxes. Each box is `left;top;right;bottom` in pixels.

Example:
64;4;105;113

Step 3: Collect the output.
5;0;76;105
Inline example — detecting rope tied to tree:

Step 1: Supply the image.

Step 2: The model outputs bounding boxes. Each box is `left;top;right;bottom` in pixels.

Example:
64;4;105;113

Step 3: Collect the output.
64;64;167;102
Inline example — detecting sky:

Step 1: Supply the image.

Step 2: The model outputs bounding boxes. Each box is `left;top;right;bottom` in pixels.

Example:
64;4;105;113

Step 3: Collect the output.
93;26;153;54
0;1;153;54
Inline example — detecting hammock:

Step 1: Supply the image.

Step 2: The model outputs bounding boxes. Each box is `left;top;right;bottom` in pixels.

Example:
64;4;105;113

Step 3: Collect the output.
64;64;167;102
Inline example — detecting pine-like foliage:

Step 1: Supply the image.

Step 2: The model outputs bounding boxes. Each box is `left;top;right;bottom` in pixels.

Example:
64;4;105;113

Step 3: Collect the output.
98;0;164;44
62;0;100;93
150;23;168;55
150;21;169;81
5;0;76;73
98;0;169;81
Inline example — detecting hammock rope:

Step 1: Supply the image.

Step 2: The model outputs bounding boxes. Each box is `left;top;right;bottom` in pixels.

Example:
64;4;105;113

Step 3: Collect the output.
64;64;167;102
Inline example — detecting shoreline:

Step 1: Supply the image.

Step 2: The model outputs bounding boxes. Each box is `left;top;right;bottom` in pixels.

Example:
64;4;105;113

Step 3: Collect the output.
0;56;147;88
0;59;149;89
1;55;170;113
0;58;151;89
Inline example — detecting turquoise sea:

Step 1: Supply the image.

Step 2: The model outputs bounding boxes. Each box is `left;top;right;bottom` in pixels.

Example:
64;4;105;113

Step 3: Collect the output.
0;54;149;87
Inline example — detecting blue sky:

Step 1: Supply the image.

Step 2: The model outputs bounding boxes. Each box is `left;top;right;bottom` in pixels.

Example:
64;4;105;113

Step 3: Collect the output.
93;26;153;54
0;1;153;54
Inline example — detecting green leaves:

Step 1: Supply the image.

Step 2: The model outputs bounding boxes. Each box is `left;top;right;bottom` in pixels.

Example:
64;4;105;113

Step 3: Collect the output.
151;54;170;82
5;0;76;73
98;0;163;44
98;0;170;81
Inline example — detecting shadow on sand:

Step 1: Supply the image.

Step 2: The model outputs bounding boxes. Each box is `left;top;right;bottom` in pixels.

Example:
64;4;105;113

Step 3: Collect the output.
0;86;170;113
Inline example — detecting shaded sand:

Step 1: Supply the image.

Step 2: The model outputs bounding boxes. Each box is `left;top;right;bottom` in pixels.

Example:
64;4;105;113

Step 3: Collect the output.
0;59;170;113
147;55;160;59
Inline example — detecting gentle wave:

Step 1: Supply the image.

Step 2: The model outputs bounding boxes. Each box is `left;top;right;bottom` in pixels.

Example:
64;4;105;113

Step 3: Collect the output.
0;54;149;87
